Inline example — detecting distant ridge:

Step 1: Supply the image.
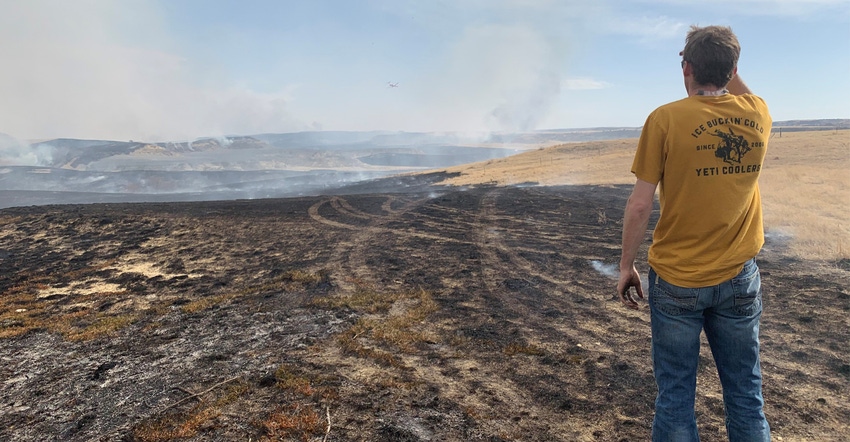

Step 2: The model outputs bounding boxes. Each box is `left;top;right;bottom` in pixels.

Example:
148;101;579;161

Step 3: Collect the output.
5;119;845;148
772;118;849;127
1;120;846;209
771;118;849;132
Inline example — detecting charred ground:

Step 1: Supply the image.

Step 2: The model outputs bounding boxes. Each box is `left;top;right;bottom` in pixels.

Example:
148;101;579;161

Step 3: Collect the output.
0;176;848;441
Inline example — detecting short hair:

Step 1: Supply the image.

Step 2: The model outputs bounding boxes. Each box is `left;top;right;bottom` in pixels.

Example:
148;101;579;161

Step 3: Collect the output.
682;25;741;88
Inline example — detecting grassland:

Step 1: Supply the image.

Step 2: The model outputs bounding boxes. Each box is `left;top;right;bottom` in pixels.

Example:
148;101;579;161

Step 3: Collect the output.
436;129;850;261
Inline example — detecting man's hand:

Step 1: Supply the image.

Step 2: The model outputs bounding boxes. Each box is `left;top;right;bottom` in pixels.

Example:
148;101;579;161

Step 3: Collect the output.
617;265;644;310
618;179;655;310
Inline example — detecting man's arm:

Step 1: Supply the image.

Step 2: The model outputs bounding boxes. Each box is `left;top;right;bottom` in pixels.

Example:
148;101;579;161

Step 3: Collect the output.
726;72;752;95
617;178;657;309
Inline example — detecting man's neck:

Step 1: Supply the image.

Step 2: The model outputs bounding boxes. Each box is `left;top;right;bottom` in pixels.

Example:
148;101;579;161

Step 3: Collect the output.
687;83;728;97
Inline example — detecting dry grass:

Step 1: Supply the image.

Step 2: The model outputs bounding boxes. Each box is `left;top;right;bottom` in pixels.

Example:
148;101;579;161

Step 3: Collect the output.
134;360;336;441
437;139;637;187
180;293;238;314
0;281;134;340
0;269;329;340
261;404;323;442
182;270;327;314
66;312;139;341
433;129;850;261
758;130;849;260
314;287;440;367
504;342;546;357
275;364;316;397
133;406;223;442
133;381;249;442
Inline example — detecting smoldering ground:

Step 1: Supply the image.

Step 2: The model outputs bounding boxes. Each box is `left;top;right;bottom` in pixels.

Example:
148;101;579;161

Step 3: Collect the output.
0;178;847;441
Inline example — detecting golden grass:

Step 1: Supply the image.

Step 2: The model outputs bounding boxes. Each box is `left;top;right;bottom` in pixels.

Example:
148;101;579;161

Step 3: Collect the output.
0;263;142;340
437;139;637;187
0;285;134;340
433;129;850;261
314;287;440;367
369;293;439;352
66;312;139;341
310;285;402;313
758;130;849;260
0;269;330;341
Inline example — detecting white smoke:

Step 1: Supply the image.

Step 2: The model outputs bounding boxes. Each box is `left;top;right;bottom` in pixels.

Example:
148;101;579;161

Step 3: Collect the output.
213;136;234;148
0;1;305;142
0;134;50;166
590;260;619;279
591;259;650;294
764;227;794;251
419;22;565;133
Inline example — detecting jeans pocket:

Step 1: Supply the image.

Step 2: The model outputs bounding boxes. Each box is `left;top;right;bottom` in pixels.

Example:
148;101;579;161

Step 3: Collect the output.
651;274;699;316
731;259;762;316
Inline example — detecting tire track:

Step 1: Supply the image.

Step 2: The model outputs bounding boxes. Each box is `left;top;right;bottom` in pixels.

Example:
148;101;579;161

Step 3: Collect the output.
330;196;372;220
465;187;640;357
308;196;471;245
380;195;404;215
307;199;360;230
308;194;473;293
475;189;572;287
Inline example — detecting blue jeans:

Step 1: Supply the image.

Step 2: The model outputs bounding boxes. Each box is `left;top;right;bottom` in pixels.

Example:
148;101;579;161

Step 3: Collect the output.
649;258;770;442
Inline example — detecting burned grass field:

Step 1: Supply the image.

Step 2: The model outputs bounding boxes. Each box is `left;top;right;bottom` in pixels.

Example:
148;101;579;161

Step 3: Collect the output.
0;178;848;441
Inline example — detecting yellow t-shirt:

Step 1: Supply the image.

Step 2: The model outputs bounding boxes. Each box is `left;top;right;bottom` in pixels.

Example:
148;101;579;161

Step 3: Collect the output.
632;94;771;287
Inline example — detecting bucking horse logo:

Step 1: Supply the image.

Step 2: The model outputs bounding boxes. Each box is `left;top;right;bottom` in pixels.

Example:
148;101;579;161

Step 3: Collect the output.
710;127;751;165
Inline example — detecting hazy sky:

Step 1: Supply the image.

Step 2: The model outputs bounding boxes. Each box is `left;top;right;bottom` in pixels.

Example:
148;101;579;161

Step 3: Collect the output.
1;0;848;142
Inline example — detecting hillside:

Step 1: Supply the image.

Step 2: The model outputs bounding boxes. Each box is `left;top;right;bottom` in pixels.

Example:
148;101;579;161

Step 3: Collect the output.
425;129;850;262
1;120;845;210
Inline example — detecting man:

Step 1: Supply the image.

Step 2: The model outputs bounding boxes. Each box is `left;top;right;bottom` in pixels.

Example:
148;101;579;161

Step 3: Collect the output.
617;25;772;441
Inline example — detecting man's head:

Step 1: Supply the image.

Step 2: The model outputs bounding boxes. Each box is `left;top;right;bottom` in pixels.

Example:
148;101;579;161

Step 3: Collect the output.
681;25;740;88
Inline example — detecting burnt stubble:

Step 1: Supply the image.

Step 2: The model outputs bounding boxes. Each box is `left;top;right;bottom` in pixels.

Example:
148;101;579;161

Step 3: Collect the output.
0;180;847;441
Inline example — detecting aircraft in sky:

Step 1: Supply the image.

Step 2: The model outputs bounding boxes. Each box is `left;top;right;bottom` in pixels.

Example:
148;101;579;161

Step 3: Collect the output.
387;82;399;88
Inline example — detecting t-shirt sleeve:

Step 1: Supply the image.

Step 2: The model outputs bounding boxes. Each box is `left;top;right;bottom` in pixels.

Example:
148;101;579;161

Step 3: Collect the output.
747;95;773;129
631;111;665;185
